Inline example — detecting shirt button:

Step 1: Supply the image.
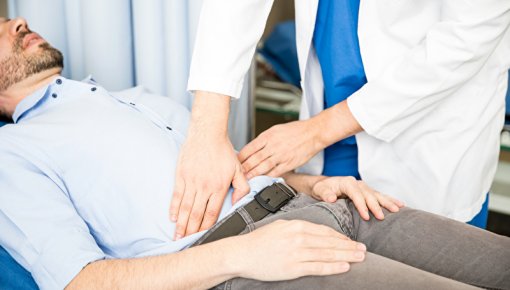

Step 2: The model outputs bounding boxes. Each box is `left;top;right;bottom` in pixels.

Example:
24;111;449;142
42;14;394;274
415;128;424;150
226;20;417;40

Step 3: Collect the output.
166;126;172;131
129;102;135;106
56;79;62;85
91;87;97;92
51;93;57;98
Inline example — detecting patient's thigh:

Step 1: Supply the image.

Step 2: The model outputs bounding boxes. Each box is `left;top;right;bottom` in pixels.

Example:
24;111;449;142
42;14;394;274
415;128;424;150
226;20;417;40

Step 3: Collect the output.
217;198;477;289
215;252;478;290
349;202;510;289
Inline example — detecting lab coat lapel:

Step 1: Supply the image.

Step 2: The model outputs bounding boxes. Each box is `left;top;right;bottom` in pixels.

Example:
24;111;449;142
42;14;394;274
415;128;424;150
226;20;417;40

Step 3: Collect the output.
295;0;319;80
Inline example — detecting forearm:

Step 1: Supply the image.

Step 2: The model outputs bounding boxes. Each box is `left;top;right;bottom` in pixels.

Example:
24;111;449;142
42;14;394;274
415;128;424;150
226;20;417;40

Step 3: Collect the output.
283;172;326;196
67;238;240;290
189;91;231;137
311;100;363;150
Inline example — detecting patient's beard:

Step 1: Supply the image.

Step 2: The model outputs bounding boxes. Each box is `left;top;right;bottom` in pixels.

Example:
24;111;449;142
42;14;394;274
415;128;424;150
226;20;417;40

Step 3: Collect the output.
0;108;11;123
0;32;64;92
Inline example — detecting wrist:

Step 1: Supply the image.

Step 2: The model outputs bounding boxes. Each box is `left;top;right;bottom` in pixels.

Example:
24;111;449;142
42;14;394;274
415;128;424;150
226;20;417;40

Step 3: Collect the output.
215;236;248;279
305;116;329;152
284;172;327;196
190;91;231;136
314;101;363;148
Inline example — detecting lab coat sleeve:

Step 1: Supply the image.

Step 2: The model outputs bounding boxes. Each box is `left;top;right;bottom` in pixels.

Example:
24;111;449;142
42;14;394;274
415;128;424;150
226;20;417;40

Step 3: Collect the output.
347;0;510;142
187;0;275;99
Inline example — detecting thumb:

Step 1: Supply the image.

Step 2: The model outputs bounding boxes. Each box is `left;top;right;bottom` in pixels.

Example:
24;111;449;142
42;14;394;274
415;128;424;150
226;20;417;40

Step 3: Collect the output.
321;191;338;203
232;166;250;204
313;186;338;203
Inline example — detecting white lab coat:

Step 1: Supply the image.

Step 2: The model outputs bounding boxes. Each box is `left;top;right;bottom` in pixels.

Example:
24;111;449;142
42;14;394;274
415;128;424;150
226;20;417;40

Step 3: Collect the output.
188;0;510;221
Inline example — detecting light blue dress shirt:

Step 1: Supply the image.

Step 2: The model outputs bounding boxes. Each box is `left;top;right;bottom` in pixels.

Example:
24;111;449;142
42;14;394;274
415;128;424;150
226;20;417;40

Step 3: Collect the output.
0;77;275;290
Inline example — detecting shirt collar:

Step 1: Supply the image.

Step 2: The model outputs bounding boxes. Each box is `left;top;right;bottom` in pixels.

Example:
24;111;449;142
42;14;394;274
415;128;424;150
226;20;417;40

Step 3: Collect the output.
81;75;97;85
12;79;54;123
12;75;98;123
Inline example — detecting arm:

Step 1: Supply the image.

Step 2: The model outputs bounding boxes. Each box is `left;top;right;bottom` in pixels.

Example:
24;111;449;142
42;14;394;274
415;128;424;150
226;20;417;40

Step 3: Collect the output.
170;92;249;240
239;102;362;178
67;237;238;290
171;0;276;238
187;0;275;99
69;220;366;290
348;0;510;142
283;172;404;221
0;151;106;290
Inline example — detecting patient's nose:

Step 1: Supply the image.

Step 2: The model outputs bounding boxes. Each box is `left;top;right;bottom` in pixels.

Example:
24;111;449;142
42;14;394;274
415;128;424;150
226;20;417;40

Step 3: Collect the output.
9;17;29;36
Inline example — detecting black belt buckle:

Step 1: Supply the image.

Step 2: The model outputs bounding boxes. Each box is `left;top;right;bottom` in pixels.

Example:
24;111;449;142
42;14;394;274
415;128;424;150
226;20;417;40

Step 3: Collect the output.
254;182;297;213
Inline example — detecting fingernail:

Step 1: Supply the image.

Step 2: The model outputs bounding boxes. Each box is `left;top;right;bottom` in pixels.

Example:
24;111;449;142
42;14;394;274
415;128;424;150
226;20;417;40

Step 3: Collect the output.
354;251;365;259
340;263;350;271
175;234;182;240
357;243;366;251
170;215;177;222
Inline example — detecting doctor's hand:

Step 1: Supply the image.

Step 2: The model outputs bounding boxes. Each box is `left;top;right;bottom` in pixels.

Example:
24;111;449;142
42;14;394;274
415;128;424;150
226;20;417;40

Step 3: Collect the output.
312;176;404;221
239;119;323;178
239;101;362;178
170;92;250;240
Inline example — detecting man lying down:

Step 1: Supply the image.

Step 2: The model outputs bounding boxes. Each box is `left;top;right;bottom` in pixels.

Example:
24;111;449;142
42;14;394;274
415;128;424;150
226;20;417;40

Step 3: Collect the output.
1;17;509;290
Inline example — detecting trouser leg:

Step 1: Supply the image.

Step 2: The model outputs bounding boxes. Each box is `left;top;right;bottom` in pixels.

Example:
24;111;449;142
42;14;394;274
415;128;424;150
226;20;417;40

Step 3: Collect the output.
222;252;478;290
348;201;510;289
213;195;481;290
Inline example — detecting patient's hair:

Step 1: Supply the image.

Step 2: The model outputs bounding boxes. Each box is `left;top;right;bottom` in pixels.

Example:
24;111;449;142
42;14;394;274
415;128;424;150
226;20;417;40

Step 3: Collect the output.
0;30;63;91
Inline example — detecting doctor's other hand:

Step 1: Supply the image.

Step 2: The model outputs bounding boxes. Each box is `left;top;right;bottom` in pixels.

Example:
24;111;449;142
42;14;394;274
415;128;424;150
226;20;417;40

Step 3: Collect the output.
312;176;404;221
170;92;250;240
239;119;323;178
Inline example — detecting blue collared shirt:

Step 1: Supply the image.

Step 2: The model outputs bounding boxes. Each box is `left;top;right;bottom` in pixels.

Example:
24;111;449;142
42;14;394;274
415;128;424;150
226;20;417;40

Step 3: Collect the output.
313;0;366;178
0;77;276;290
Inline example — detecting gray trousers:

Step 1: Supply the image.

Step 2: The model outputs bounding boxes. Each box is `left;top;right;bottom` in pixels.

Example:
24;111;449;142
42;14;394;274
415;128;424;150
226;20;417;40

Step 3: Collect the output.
198;194;510;290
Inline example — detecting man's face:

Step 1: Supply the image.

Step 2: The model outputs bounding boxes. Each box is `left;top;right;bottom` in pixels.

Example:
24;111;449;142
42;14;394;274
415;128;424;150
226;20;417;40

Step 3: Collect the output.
0;17;63;92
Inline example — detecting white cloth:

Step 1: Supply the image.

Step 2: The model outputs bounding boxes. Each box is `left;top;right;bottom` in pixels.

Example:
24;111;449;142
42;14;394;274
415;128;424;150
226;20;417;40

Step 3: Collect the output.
188;0;510;221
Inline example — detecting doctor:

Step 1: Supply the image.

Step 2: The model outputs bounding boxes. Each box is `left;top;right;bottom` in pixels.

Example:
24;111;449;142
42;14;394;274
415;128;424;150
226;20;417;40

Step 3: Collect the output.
171;0;510;238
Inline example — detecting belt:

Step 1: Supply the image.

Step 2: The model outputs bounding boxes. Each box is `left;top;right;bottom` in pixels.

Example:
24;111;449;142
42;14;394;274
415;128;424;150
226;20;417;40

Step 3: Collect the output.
199;182;297;245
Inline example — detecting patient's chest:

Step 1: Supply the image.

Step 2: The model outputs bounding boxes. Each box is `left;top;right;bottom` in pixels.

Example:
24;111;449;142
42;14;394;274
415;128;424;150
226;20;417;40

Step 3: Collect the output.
14;92;185;257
